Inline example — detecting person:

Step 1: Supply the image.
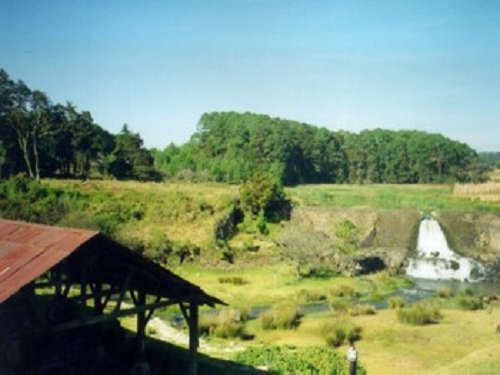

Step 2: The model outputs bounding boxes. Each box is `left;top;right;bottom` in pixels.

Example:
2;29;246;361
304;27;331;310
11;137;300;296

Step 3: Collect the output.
347;339;358;375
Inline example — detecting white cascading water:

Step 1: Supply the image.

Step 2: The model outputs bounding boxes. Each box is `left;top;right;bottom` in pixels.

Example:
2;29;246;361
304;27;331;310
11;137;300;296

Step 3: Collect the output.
406;218;485;281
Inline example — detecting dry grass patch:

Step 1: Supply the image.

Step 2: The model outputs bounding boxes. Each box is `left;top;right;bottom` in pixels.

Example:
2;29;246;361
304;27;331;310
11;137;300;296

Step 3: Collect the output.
453;182;500;201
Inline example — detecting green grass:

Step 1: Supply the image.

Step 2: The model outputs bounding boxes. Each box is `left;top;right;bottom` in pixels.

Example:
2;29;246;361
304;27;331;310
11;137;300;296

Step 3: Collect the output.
287;183;500;212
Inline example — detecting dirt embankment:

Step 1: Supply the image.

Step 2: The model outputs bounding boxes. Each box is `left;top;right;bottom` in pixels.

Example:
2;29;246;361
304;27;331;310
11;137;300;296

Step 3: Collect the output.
281;207;421;274
436;212;500;267
283;207;500;273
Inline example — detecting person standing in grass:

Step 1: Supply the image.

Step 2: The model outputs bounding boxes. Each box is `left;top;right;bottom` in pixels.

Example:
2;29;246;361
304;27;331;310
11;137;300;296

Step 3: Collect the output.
347;339;358;375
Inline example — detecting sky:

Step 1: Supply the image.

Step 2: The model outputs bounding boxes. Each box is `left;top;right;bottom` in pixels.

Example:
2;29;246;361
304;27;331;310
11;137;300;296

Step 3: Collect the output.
1;0;499;151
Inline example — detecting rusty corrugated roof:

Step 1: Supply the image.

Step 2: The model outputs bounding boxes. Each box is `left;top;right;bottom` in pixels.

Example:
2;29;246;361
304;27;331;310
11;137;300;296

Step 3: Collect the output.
0;219;225;307
0;219;98;303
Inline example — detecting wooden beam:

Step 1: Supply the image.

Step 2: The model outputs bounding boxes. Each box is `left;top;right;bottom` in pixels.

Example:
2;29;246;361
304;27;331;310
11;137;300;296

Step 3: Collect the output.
114;270;133;313
49;296;187;332
145;296;161;323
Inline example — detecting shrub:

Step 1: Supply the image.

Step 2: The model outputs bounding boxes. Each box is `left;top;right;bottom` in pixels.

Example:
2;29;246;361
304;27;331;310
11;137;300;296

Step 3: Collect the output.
456;295;483;310
437;287;453;299
0;176;69;224
295;289;327;303
330;284;357;298
199;307;248;339
217;276;249;285
388;297;405;309
329;299;350;313
239;173;291;222
349;304;376;316
234;345;366;374
321;319;362;347
397;304;442;325
261;302;301;330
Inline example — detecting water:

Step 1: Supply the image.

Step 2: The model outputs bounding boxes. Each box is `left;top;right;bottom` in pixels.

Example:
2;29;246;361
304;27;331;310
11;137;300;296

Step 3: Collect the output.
405;218;485;281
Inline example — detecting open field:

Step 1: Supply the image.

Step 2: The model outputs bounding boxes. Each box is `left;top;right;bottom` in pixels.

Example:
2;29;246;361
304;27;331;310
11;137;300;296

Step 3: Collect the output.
453;182;500;202
171;265;410;307
287;183;500;212
240;306;500;375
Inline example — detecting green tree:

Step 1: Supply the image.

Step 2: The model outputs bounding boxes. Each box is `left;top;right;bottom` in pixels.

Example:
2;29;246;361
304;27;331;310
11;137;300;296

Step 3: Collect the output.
239;173;290;222
107;124;162;181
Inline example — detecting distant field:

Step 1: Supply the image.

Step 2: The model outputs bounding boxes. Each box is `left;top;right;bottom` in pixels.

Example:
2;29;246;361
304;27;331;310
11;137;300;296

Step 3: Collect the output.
287;183;500;212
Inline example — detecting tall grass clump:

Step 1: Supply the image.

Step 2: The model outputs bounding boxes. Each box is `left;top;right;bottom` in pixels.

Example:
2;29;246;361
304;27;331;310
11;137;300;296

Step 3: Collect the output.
320;319;362;347
329;299;350;313
348;304;376;316
261;301;301;330
456;295;483;310
199;307;249;339
218;276;249;285
295;288;327;303
397;304;442;325
329;284;358;298
437;287;453;299
388;297;405;309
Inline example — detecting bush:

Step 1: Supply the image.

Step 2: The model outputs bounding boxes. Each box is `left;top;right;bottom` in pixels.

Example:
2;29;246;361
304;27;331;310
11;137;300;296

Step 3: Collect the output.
295;289;327;303
329;299;350;313
234;345;366;374
456;295;483;310
388;297;405;309
330;284;358;298
0;176;69;224
349;304;376;316
437;287;453;299
217;276;249;285
261;302;301;330
199;307;248;339
397;304;442;325
321;319;362;347
239;173;291;222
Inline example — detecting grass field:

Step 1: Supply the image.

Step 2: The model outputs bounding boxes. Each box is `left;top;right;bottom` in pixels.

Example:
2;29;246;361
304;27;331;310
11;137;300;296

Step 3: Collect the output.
240;306;500;375
287;183;500;212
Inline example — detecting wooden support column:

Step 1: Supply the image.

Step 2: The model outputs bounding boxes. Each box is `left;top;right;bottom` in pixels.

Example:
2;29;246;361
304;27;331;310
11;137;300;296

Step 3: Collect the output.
136;290;147;361
188;301;199;375
80;262;88;320
93;282;103;314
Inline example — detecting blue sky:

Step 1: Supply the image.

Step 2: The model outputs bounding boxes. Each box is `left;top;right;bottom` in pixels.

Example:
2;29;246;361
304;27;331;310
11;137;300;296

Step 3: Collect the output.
1;0;499;151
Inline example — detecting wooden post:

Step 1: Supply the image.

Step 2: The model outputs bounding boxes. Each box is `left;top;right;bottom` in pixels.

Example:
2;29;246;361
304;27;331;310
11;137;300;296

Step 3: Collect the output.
136;290;146;361
188;301;199;375
80;262;87;320
93;282;103;314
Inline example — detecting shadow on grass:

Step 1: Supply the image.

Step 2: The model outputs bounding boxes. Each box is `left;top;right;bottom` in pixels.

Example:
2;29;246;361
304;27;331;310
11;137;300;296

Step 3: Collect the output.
132;330;266;375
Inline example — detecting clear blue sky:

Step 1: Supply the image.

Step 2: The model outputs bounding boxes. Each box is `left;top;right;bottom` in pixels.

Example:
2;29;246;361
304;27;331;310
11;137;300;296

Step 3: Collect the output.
1;0;499;151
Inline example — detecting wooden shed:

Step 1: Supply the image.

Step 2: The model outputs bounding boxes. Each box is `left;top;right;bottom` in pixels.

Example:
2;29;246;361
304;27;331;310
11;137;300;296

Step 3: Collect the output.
0;219;224;374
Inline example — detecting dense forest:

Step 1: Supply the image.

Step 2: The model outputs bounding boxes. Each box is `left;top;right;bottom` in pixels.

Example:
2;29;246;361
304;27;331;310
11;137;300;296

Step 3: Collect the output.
153;112;488;185
0;69;160;181
0;69;489;185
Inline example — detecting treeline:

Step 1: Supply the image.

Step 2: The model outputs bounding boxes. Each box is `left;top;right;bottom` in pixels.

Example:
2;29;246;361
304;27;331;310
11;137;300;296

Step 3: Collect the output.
154;112;488;185
0;69;160;181
479;152;500;168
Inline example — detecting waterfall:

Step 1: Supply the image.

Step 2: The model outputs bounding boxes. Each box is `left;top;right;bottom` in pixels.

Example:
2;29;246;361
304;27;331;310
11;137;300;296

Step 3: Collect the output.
405;218;485;281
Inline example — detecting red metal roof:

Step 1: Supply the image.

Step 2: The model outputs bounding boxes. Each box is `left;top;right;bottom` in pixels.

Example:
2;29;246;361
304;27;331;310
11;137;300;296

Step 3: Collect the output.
0;219;98;303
